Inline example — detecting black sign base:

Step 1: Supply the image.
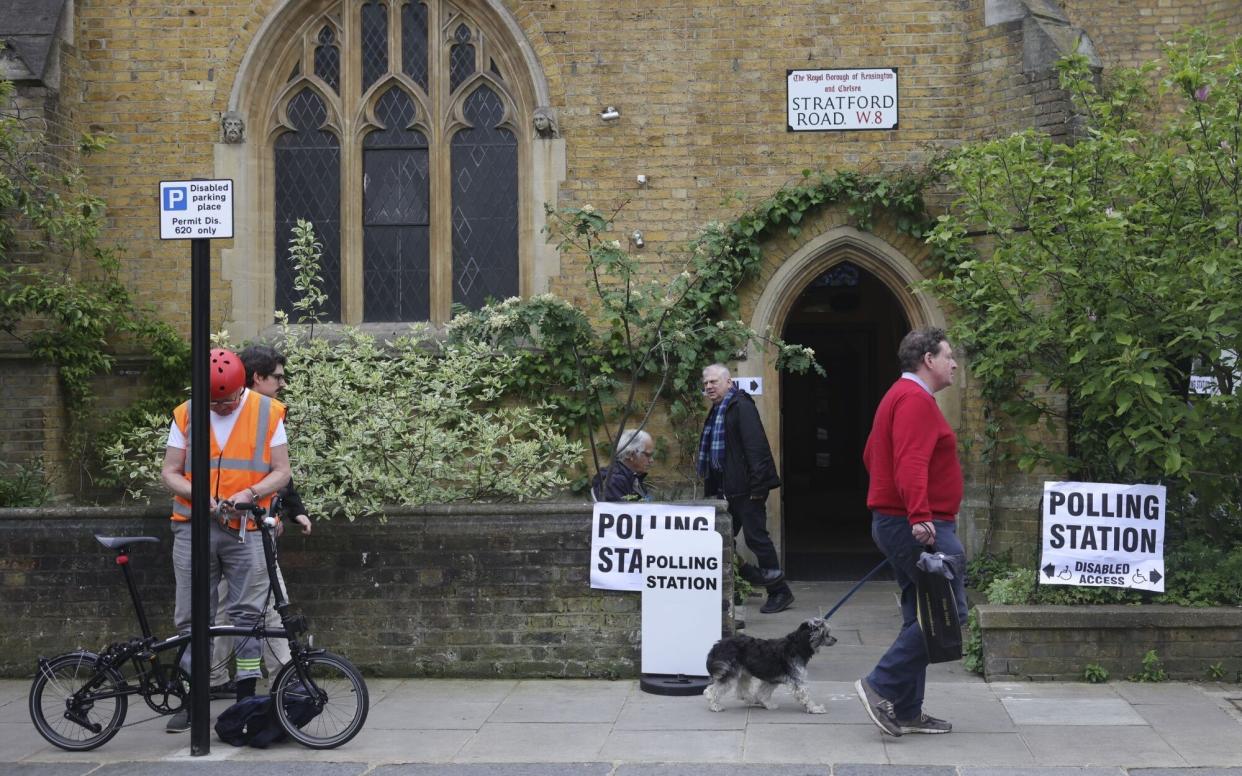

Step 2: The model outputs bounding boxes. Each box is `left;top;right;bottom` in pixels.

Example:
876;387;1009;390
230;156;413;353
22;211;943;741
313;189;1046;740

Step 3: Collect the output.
639;673;710;696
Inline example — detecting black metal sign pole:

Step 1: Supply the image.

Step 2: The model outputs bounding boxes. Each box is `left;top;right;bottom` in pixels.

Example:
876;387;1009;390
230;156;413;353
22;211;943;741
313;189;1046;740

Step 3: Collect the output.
189;236;211;755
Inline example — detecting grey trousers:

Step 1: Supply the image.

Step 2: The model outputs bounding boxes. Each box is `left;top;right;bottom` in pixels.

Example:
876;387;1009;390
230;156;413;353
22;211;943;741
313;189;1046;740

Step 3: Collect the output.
171;519;268;681
210;565;291;683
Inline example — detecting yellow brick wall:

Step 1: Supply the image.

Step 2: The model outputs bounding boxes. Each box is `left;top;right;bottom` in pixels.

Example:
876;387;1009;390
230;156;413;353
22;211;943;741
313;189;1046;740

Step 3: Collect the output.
4;0;1227;532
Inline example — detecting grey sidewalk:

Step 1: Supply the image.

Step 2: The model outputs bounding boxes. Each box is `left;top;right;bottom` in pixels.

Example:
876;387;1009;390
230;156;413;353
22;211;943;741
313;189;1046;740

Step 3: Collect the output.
3;581;1242;772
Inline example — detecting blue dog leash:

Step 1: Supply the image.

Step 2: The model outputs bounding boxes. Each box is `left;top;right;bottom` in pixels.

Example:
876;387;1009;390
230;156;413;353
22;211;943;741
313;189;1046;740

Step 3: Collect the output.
821;559;890;620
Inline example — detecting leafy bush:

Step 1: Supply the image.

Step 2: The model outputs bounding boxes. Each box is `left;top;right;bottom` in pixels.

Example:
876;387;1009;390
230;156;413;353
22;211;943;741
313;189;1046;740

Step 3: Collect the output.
0;459;51;507
276;328;583;519
966;552;1014;593
1084;663;1110;683
1131;650;1168;682
101;221;582;519
926;30;1242;543
976;539;1242;607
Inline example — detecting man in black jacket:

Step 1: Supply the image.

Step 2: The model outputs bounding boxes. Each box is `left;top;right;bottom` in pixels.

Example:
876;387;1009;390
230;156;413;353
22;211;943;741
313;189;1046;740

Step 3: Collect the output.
698;363;794;613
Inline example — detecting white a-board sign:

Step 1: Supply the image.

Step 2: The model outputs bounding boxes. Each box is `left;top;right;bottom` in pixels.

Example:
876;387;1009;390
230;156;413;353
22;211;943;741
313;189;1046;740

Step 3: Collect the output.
641;528;722;677
1039;481;1166;592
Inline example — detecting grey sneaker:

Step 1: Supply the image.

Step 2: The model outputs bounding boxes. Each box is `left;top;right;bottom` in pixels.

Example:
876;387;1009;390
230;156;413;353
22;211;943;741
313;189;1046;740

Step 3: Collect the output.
898;712;952;734
854;678;902;737
165;708;190;733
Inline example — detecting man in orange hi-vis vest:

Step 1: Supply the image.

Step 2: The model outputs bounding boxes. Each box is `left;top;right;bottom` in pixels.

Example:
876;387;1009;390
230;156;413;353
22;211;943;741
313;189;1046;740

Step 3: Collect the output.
159;348;291;733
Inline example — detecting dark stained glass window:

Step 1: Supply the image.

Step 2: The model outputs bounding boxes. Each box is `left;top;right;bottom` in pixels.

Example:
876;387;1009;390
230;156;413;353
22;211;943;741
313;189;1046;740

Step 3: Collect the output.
314;26;340;93
274;89;342;322
449;24;475;92
363;89;430;321
451;86;517;309
401;2;429;90
361;2;388;93
272;2;525;324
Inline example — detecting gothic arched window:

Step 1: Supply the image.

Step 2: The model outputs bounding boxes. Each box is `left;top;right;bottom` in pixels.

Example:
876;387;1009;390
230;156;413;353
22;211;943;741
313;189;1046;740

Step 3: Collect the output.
267;1;525;324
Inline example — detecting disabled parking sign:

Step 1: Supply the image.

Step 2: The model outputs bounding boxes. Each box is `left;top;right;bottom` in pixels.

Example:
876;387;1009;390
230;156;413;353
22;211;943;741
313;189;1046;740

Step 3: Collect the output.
159;179;234;240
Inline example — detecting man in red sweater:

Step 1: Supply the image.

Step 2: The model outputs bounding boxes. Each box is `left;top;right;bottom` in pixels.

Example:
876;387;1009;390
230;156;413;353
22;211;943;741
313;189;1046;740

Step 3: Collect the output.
854;327;967;737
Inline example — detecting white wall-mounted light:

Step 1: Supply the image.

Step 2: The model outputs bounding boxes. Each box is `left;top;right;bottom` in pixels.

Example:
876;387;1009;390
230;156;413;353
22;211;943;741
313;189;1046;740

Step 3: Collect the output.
636;174;648;187
600;106;620;121
630;230;645;249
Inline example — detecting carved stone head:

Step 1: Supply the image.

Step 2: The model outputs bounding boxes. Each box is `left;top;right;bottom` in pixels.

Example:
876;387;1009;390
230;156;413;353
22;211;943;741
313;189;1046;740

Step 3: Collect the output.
221;111;245;144
532;106;559;138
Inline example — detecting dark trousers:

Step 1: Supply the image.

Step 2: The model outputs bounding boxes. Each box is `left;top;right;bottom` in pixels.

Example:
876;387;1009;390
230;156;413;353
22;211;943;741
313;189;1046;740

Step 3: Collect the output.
726;495;791;595
865;513;967;720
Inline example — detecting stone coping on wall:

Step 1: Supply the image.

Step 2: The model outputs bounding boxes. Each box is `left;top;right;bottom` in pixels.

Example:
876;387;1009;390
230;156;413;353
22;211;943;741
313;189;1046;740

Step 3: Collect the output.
976;604;1242;682
0;499;728;521
977;604;1242;629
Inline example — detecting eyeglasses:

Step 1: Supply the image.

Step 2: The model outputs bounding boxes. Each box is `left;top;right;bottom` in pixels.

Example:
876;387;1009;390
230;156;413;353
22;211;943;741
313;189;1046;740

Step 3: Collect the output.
209;394;242;408
264;372;289;385
638;450;655;459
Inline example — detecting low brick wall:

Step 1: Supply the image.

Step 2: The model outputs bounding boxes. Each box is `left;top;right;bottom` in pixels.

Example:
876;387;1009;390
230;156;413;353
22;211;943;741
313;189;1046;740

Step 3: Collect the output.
977;604;1242;681
0;502;732;679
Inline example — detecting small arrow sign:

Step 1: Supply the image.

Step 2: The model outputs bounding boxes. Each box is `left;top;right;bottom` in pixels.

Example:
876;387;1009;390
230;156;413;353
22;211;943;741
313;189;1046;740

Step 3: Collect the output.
1042;563;1056;578
1149;569;1162;584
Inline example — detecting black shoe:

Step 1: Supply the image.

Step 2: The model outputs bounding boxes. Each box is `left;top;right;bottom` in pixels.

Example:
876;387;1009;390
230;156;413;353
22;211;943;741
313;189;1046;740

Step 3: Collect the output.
209;680;237;700
165;709;190;733
759;589;795;613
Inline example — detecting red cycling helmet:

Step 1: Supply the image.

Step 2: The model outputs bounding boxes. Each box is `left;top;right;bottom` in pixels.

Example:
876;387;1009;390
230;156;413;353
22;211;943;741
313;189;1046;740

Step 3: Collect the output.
209;348;246;400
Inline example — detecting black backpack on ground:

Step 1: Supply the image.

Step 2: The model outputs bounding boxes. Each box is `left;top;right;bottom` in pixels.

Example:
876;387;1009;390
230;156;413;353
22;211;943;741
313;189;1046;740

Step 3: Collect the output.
214;685;321;748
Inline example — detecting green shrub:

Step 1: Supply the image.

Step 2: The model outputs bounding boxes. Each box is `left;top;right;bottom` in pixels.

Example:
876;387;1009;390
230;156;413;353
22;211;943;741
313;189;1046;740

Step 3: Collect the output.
0;460;50;507
1083;663;1110;683
1131;650;1168;682
977;538;1242;608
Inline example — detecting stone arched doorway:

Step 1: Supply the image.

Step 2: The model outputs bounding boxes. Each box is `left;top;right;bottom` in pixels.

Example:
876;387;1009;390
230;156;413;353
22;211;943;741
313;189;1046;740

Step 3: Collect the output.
745;226;956;580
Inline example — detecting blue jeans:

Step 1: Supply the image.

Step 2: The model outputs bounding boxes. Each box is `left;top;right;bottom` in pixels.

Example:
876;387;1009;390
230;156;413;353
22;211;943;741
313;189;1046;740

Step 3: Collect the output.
865;513;967;720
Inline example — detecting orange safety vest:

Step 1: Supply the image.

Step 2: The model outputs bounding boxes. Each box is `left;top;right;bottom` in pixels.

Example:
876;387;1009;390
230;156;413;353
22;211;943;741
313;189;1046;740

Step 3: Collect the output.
170;390;285;531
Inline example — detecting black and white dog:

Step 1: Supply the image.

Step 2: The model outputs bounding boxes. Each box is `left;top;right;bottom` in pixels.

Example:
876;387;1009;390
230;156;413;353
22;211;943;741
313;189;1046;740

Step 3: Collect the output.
703;617;837;714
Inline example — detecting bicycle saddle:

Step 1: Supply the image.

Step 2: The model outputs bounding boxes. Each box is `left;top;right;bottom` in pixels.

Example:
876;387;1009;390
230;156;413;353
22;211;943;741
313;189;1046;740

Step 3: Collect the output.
94;535;160;550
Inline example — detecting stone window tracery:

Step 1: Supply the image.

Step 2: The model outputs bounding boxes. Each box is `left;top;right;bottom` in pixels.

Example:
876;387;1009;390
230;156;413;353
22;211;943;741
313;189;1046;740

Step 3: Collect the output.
267;0;524;324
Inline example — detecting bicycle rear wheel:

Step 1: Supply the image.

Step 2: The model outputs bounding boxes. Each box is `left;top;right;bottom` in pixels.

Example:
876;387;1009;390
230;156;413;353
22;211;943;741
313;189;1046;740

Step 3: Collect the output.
29;651;128;751
271;651;368;748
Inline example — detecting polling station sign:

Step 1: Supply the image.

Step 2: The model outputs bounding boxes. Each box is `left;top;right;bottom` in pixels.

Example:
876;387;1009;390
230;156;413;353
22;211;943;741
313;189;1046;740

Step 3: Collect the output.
590;503;715;591
1039;481;1166;592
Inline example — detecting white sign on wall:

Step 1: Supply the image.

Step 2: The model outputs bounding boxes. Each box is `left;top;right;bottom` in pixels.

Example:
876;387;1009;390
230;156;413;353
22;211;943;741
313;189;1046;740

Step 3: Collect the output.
590;503;715;591
159;179;234;240
1039;481;1166;592
731;376;763;395
787;68;898;131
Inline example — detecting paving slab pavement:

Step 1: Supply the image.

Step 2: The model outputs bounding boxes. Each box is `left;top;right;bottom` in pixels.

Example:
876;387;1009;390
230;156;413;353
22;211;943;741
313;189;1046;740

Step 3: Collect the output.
2;581;1241;773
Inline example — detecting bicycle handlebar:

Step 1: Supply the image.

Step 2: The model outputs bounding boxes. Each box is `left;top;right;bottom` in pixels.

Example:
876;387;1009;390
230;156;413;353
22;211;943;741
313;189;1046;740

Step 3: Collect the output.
219;501;280;529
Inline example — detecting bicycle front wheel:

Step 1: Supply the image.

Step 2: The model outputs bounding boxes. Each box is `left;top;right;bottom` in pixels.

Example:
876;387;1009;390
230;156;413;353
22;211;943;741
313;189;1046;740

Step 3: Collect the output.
29;651;128;751
272;651;368;748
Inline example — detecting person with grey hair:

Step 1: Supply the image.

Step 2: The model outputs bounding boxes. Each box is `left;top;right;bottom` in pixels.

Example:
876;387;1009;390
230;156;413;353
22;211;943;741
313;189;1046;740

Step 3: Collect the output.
854;326;967;738
698;363;794;614
591;428;654;501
